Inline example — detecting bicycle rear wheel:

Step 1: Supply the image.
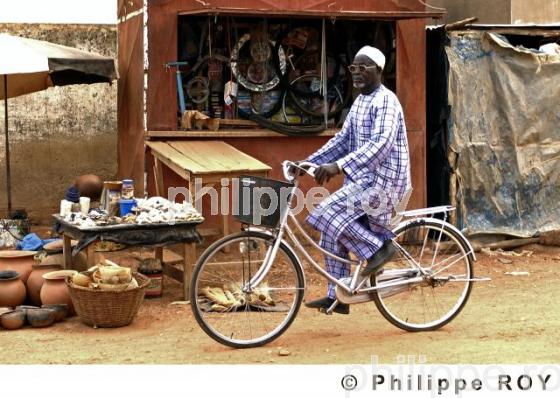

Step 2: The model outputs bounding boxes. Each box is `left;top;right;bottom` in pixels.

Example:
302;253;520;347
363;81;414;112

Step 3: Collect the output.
190;231;304;348
372;220;474;332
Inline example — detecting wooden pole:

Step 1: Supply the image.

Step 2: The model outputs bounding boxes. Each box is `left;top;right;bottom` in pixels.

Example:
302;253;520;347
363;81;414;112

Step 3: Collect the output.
473;237;540;252
3;74;12;217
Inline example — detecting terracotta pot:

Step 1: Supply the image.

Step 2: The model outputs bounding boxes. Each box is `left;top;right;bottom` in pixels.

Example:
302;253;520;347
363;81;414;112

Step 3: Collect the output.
0;271;27;307
40;270;77;315
40;252;88;272
43;240;78;255
26;262;63;306
43;240;64;254
0;310;26;330
0;250;38;283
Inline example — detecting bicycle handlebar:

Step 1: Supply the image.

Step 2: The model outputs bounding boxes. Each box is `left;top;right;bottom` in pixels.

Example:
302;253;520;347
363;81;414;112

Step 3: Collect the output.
282;160;318;182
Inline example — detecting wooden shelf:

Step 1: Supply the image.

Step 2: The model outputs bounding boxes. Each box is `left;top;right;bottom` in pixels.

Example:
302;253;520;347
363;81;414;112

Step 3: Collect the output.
145;128;338;139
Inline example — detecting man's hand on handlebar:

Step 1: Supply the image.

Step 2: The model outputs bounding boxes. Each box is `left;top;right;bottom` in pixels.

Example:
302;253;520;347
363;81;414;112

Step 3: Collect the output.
288;160;310;177
314;162;340;185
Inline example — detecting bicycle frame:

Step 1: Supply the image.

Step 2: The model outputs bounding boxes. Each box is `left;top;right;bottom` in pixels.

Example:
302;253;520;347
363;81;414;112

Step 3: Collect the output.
245;161;485;299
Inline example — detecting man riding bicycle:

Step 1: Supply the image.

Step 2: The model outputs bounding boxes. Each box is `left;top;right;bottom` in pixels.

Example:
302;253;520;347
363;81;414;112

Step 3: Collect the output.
296;45;412;314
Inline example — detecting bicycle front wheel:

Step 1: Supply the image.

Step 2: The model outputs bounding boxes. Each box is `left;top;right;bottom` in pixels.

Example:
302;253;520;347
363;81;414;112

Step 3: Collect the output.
190;231;304;348
372;220;474;332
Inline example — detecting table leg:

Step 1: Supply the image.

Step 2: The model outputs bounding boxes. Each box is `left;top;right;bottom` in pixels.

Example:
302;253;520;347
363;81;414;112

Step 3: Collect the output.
63;234;72;269
182;242;196;300
85;243;96;268
155;247;163;263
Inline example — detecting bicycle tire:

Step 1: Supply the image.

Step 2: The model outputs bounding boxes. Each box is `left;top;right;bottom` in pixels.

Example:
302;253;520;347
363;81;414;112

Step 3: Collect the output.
286;51;342;98
372;219;474;332
190;230;305;348
288;73;350;119
230;33;287;92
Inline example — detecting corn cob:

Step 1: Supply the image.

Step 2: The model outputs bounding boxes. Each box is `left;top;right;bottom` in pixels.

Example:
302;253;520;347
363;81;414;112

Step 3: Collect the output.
201;286;234;307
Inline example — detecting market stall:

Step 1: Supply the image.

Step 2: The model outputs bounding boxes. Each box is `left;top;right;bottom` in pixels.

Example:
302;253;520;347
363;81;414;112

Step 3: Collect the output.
117;0;443;234
54;194;204;298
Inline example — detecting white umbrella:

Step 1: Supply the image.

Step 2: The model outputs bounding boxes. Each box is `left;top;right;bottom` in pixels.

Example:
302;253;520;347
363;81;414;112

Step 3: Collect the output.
0;33;118;216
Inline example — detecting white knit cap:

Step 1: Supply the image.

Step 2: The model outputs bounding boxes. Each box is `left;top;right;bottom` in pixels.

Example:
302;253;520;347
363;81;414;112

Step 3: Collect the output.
355;46;386;70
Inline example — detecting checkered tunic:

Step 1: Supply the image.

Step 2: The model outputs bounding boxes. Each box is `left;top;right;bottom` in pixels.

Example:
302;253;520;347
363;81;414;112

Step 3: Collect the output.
305;85;411;296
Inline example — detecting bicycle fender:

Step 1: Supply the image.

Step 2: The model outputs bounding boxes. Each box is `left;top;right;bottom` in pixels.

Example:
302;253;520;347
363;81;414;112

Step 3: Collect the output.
394;218;477;263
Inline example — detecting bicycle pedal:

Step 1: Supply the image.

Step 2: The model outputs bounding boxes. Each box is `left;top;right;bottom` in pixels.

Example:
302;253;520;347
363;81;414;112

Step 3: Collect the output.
319;308;333;315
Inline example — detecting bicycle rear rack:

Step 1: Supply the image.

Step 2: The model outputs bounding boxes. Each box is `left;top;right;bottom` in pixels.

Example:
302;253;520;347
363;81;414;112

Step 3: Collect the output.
397;205;455;218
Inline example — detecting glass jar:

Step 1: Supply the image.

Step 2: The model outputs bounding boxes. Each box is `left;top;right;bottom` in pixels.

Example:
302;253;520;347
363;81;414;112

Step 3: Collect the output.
121;179;134;199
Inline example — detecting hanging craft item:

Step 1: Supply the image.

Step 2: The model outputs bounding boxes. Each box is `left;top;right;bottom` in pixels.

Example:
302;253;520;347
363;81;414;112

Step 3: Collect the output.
230;33;287;92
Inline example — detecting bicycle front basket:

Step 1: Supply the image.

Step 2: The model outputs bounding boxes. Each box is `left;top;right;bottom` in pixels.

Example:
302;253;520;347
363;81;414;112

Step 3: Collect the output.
235;175;294;228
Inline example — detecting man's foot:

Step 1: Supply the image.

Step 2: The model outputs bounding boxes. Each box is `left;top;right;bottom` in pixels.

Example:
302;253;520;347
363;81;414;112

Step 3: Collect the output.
361;240;396;277
305;296;350;315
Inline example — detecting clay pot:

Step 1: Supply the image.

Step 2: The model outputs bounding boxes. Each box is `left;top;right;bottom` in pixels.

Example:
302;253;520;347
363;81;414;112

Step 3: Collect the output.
40;252;88;273
43;240;64;254
27;308;56;328
40;270;77;315
41;304;69;322
0;250;38;283
26;262;63;306
43;240;79;255
0;270;27;307
0;310;26;330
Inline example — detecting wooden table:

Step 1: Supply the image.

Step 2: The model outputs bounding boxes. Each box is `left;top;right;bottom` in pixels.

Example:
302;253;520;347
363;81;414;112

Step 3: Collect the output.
54;216;202;299
146;139;271;266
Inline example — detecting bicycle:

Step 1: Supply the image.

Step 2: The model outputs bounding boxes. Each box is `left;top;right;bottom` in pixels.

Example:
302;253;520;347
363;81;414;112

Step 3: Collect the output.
190;161;489;348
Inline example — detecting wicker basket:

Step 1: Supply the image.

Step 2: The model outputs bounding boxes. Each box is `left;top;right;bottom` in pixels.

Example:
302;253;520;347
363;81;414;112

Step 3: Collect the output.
67;272;150;328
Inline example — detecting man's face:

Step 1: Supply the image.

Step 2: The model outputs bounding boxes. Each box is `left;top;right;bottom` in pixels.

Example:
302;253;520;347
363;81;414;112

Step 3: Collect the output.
350;54;381;91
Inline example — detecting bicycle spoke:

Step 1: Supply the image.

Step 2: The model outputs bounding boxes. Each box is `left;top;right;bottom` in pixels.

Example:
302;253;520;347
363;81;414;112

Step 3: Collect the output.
373;221;473;331
191;232;303;348
430;251;465;273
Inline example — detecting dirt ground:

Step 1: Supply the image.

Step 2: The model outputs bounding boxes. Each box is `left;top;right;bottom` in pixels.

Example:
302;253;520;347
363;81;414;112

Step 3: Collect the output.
1;242;559;365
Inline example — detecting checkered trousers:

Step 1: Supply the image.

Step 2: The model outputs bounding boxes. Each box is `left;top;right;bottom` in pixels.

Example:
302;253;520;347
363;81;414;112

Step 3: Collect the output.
305;85;411;298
